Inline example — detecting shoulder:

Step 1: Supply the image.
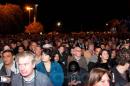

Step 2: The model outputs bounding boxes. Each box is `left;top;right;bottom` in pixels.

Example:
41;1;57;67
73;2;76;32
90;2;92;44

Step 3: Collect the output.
36;71;53;85
51;61;64;72
67;56;75;61
12;73;22;79
80;57;87;62
11;74;22;86
36;71;47;78
36;62;43;67
52;61;62;68
52;61;59;66
12;73;22;83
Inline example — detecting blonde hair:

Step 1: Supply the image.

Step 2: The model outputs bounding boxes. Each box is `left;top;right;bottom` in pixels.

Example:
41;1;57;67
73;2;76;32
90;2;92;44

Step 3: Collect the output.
16;51;35;64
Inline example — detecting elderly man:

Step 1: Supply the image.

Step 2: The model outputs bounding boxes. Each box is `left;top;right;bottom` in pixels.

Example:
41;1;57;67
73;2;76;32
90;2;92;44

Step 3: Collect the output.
11;51;53;86
67;46;88;71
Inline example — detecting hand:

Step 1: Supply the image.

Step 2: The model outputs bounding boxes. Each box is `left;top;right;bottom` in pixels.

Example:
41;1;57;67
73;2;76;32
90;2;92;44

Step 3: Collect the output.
68;80;81;86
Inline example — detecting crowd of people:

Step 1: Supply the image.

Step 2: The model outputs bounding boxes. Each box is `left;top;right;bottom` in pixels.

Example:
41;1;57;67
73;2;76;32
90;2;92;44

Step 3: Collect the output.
0;32;129;86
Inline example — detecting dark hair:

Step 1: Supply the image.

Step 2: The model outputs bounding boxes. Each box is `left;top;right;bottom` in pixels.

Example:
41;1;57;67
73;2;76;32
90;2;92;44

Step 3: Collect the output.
68;61;80;72
98;49;111;63
42;48;53;58
51;52;59;61
18;45;25;50
10;40;16;44
116;48;130;65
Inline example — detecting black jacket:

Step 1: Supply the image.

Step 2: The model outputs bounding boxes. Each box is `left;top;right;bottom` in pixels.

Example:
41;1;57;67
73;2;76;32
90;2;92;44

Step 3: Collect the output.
111;67;129;86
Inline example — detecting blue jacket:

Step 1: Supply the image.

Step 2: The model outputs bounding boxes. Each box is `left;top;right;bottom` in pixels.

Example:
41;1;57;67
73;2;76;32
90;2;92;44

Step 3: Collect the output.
36;61;64;86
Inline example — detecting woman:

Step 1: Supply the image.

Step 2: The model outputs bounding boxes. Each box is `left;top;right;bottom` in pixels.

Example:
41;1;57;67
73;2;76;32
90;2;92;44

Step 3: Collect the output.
36;49;64;86
87;68;110;86
88;49;111;71
95;49;111;70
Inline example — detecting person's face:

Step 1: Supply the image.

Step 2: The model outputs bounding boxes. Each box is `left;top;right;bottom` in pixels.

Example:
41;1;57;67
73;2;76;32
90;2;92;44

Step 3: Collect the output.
34;46;42;55
100;51;109;60
30;42;37;51
71;49;75;55
18;47;24;53
42;53;51;62
59;47;65;53
111;50;116;58
101;44;105;49
94;73;110;86
2;52;13;65
23;40;29;47
95;48;101;56
74;47;82;57
10;43;16;49
124;63;130;71
18;57;35;78
123;43;129;49
89;44;94;51
17;42;21;46
54;54;60;61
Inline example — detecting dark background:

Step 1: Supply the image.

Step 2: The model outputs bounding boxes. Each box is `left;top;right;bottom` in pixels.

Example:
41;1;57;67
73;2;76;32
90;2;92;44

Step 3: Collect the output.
1;0;130;32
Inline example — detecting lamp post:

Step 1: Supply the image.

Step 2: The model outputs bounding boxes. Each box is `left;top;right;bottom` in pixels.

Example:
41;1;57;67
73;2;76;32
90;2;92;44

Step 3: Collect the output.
34;4;38;23
26;6;33;24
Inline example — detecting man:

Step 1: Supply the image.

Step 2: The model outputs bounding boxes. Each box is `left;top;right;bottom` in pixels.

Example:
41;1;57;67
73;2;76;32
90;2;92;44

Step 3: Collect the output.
10;41;18;55
11;51;53;86
0;50;18;86
67;46;88;71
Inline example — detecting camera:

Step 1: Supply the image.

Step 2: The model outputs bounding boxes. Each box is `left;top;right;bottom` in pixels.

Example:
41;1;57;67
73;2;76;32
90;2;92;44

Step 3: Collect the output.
70;73;80;81
0;76;11;83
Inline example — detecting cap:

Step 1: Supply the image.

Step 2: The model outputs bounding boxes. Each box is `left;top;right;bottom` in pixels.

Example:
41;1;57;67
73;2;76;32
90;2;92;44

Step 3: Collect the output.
42;44;53;49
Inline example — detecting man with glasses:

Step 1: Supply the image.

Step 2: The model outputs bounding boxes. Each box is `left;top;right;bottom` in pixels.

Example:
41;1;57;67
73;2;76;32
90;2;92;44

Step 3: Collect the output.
67;46;88;71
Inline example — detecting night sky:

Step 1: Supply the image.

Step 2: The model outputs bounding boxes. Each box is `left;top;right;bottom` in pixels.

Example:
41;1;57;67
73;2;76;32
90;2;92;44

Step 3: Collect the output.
1;0;130;32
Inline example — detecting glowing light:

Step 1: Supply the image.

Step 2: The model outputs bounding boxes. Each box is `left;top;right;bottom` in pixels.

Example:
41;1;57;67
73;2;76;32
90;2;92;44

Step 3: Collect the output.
26;6;33;11
57;22;61;27
25;6;33;24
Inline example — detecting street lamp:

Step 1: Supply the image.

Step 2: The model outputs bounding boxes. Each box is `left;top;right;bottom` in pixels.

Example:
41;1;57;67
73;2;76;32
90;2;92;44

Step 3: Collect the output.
57;22;61;27
26;6;33;24
56;21;63;32
34;4;38;23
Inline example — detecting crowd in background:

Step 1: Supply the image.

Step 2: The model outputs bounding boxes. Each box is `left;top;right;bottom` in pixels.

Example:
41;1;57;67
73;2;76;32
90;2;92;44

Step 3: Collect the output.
0;32;130;86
